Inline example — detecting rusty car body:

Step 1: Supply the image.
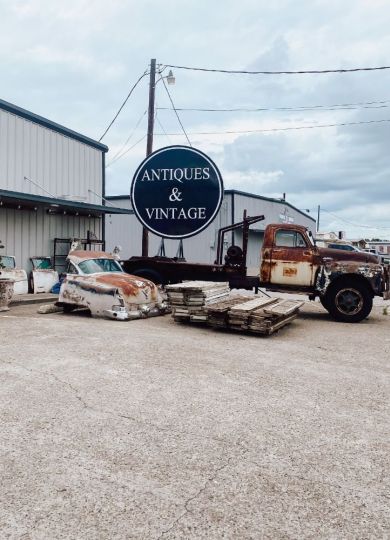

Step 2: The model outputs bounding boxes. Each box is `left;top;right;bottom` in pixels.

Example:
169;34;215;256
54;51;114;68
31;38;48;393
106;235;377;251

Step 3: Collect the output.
57;250;169;320
0;255;28;295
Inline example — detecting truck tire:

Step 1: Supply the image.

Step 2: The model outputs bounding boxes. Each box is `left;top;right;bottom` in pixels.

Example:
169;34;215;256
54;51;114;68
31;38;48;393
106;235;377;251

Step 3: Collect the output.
326;280;373;323
319;295;330;312
131;268;165;285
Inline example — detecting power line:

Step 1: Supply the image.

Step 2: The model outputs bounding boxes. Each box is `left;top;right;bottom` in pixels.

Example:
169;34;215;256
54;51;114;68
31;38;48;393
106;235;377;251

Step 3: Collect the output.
107;109;147;165
99;70;148;141
105;134;146;167
321;208;390;230
157;98;390;113
155;117;390;136
155;111;172;144
160;76;192;147
163;63;390;75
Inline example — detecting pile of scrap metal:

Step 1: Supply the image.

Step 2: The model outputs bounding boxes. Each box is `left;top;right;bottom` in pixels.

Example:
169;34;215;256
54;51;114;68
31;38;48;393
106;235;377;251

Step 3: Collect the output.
0;253;58;295
0;240;14;311
56;249;169;320
30;257;59;293
165;281;230;323
0;255;28;295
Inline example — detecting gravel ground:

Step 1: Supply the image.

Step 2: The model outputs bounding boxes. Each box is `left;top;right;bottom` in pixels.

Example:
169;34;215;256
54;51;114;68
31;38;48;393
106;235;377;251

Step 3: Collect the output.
1;297;389;539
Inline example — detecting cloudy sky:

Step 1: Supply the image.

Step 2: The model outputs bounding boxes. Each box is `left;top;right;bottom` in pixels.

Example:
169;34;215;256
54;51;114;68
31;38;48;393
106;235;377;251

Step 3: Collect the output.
1;0;390;238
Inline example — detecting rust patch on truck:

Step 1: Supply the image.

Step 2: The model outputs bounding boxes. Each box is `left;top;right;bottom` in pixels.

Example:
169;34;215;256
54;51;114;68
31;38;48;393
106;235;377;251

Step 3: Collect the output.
316;258;385;296
283;267;297;277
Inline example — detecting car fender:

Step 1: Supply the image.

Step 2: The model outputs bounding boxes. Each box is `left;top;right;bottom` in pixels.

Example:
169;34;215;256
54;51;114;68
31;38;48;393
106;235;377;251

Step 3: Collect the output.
59;275;119;315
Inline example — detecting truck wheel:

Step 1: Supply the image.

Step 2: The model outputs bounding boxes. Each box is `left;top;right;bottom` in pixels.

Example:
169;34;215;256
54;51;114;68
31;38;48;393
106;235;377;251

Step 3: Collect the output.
327;281;373;323
132;269;165;285
319;295;330;312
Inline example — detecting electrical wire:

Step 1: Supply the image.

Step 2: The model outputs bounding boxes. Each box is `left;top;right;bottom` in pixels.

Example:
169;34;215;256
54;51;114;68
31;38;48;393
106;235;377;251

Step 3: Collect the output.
99;70;148;141
107;109;147;165
155;111;172;144
154;117;390;136
321;208;390;230
156;98;390;113
105;134;147;167
163;63;390;75
160;76;192;147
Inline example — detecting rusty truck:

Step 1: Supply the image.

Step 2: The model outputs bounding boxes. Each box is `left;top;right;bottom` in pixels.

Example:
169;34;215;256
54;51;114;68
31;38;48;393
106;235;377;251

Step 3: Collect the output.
121;213;390;323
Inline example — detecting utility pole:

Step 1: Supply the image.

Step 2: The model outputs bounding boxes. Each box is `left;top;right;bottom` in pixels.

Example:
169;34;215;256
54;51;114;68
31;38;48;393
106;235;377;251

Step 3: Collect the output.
141;58;156;257
317;204;320;232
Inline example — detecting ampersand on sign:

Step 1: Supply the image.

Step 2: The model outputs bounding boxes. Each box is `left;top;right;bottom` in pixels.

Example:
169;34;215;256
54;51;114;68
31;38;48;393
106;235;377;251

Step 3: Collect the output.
168;187;182;202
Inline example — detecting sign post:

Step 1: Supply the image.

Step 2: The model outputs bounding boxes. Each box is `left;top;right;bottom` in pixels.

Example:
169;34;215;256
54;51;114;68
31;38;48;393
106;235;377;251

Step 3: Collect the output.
131;145;224;240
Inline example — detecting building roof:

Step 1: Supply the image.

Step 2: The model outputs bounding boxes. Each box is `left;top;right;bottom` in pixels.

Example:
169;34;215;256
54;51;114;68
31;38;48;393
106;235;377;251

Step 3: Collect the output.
224;189;316;222
0;98;108;153
0;189;133;217
107;189;316;223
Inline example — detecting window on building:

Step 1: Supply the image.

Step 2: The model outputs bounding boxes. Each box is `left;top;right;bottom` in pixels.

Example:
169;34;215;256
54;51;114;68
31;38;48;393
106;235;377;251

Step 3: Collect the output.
275;230;307;248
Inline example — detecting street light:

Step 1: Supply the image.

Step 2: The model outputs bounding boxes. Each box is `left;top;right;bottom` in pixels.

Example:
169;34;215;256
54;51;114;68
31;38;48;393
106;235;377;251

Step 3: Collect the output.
166;70;175;85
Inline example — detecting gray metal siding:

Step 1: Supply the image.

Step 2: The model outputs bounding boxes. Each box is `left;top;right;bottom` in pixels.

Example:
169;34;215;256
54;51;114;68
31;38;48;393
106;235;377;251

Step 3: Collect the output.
0;207;101;271
105;193;316;266
0;109;103;204
105;197;231;263
232;193;315;232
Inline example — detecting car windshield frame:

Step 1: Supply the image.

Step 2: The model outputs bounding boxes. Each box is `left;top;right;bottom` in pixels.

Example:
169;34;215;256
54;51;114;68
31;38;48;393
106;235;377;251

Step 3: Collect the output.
77;258;123;275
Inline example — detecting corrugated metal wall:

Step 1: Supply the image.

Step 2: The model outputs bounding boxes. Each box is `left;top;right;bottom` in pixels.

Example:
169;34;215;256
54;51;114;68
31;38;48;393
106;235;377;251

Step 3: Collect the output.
105;193;316;267
0;207;101;270
0;109;102;204
105;196;231;263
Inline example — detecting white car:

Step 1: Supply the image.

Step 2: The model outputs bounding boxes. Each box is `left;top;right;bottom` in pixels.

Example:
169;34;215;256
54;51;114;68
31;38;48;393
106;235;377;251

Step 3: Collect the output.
57;250;169;320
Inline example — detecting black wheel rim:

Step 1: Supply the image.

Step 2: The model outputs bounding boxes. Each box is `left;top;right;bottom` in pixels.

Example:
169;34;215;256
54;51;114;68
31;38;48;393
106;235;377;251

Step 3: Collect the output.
335;287;363;316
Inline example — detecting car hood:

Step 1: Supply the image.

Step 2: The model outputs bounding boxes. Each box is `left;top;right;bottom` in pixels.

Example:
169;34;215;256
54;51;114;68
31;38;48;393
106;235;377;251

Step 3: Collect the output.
318;247;380;265
76;272;161;306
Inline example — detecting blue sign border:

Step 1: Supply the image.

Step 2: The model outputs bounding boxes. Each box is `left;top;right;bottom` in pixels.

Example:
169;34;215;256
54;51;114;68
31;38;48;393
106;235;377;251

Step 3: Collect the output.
130;145;224;239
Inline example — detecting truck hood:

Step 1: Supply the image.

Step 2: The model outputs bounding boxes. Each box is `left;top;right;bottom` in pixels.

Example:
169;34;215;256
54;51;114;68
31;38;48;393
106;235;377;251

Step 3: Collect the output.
318;247;380;265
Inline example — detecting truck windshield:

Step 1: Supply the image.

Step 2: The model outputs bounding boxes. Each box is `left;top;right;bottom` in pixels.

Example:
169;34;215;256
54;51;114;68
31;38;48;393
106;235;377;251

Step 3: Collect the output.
78;258;122;274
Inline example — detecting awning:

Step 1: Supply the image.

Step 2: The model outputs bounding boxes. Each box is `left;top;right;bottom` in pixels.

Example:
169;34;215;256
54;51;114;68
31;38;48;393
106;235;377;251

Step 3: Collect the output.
0;189;133;217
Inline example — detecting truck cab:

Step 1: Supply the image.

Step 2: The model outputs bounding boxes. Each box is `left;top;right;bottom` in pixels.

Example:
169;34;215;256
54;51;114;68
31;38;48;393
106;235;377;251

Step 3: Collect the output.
260;223;389;322
260;224;317;290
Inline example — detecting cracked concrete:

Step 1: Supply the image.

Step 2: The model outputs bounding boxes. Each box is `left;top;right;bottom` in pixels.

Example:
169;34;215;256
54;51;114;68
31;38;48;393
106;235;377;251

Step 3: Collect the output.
0;300;390;539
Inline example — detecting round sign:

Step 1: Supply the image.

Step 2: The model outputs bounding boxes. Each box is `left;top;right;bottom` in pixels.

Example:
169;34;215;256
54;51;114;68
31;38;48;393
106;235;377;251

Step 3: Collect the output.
130;145;224;239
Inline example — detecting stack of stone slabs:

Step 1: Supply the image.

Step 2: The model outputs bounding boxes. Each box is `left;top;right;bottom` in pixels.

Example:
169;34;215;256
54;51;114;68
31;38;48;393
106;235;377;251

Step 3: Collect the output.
166;281;230;323
208;296;304;336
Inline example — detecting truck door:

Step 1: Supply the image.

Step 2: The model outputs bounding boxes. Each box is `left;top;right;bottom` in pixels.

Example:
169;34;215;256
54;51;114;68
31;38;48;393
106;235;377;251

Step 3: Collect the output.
270;229;314;287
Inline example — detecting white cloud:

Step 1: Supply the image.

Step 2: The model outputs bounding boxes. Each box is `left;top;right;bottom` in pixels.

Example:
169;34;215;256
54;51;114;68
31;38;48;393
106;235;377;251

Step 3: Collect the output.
1;0;390;237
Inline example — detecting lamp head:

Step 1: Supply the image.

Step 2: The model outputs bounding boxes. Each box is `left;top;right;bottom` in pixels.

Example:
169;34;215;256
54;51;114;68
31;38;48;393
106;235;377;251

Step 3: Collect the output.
167;70;175;85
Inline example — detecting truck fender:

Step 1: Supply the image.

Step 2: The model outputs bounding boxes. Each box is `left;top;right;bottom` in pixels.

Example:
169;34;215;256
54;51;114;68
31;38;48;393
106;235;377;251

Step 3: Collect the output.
315;260;382;297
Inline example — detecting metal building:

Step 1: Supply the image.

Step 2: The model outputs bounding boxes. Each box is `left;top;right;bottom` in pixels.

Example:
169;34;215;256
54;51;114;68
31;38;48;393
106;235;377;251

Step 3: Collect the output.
0;98;129;273
105;190;316;270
